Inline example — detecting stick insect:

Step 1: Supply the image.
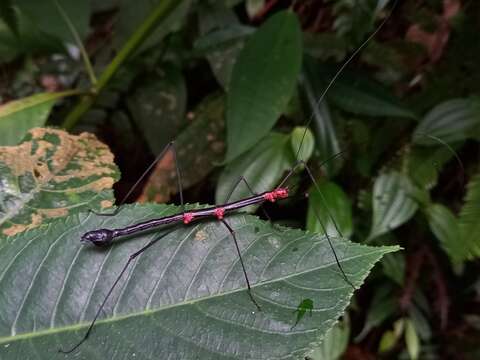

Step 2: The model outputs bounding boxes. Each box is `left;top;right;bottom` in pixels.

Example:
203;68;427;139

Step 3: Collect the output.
60;1;398;354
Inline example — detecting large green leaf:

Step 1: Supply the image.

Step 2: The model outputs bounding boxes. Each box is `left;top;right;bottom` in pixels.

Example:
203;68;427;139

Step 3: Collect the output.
197;4;251;89
0;0;18;35
300;58;342;177
425;203;462;264
405;145;454;190
0;203;398;359
216;132;294;206
368;172;418;241
225;10;302;161
14;0;90;43
0;90;80;146
0;128;119;238
459;173;480;260
307;181;353;238
412;98;480;145
0;10;63;61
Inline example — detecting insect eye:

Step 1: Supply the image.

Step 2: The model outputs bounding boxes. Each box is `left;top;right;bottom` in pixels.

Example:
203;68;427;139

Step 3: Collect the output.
81;229;113;247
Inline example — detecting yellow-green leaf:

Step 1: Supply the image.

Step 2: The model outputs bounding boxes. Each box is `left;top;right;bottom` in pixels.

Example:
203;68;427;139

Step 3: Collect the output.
0;90;80;146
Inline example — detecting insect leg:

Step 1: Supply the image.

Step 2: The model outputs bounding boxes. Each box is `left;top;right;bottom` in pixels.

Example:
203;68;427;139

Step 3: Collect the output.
300;161;356;290
222;175;272;221
59;232;169;354
219;219;261;311
90;141;185;216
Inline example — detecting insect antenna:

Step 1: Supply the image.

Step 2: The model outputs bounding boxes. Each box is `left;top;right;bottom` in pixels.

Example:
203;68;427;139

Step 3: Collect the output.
61;1;400;353
91;141;185;216
59;232;171;354
302;162;356;289
288;0;399;288
294;0;399;162
414;132;466;187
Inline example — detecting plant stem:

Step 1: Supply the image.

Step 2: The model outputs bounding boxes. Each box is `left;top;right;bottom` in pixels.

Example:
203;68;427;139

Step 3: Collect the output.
54;0;97;86
62;0;181;130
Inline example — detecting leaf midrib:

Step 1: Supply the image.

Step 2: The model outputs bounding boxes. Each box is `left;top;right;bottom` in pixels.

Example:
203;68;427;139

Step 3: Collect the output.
0;245;394;344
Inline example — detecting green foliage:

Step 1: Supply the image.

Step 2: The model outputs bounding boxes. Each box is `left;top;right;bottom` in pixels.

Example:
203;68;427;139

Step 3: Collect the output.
1;0;480;358
216;132;294;205
0;0;90;61
196;4;250;89
308;316;350;360
225;10;302;161
355;285;397;341
405;145;454;190
0;90;80;145
300;58;342;177
14;0;90;43
307;181;353;238
331;0;393;45
317;67;416;118
114;0;191;54
405;319;420;360
413;98;480;145
126;63;187;154
459;174;480;260
290;126;315;163
368;172;418;241
426;203;462;264
0;204;397;358
141;94;226;202
0;0;18;35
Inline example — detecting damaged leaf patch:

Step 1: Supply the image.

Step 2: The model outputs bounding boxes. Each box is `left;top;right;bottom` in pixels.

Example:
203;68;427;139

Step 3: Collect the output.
0;128;119;237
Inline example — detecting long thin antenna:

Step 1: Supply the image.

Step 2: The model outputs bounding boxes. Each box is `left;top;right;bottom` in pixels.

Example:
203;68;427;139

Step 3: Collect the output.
294;0;399;161
277;159;356;288
288;0;399;288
